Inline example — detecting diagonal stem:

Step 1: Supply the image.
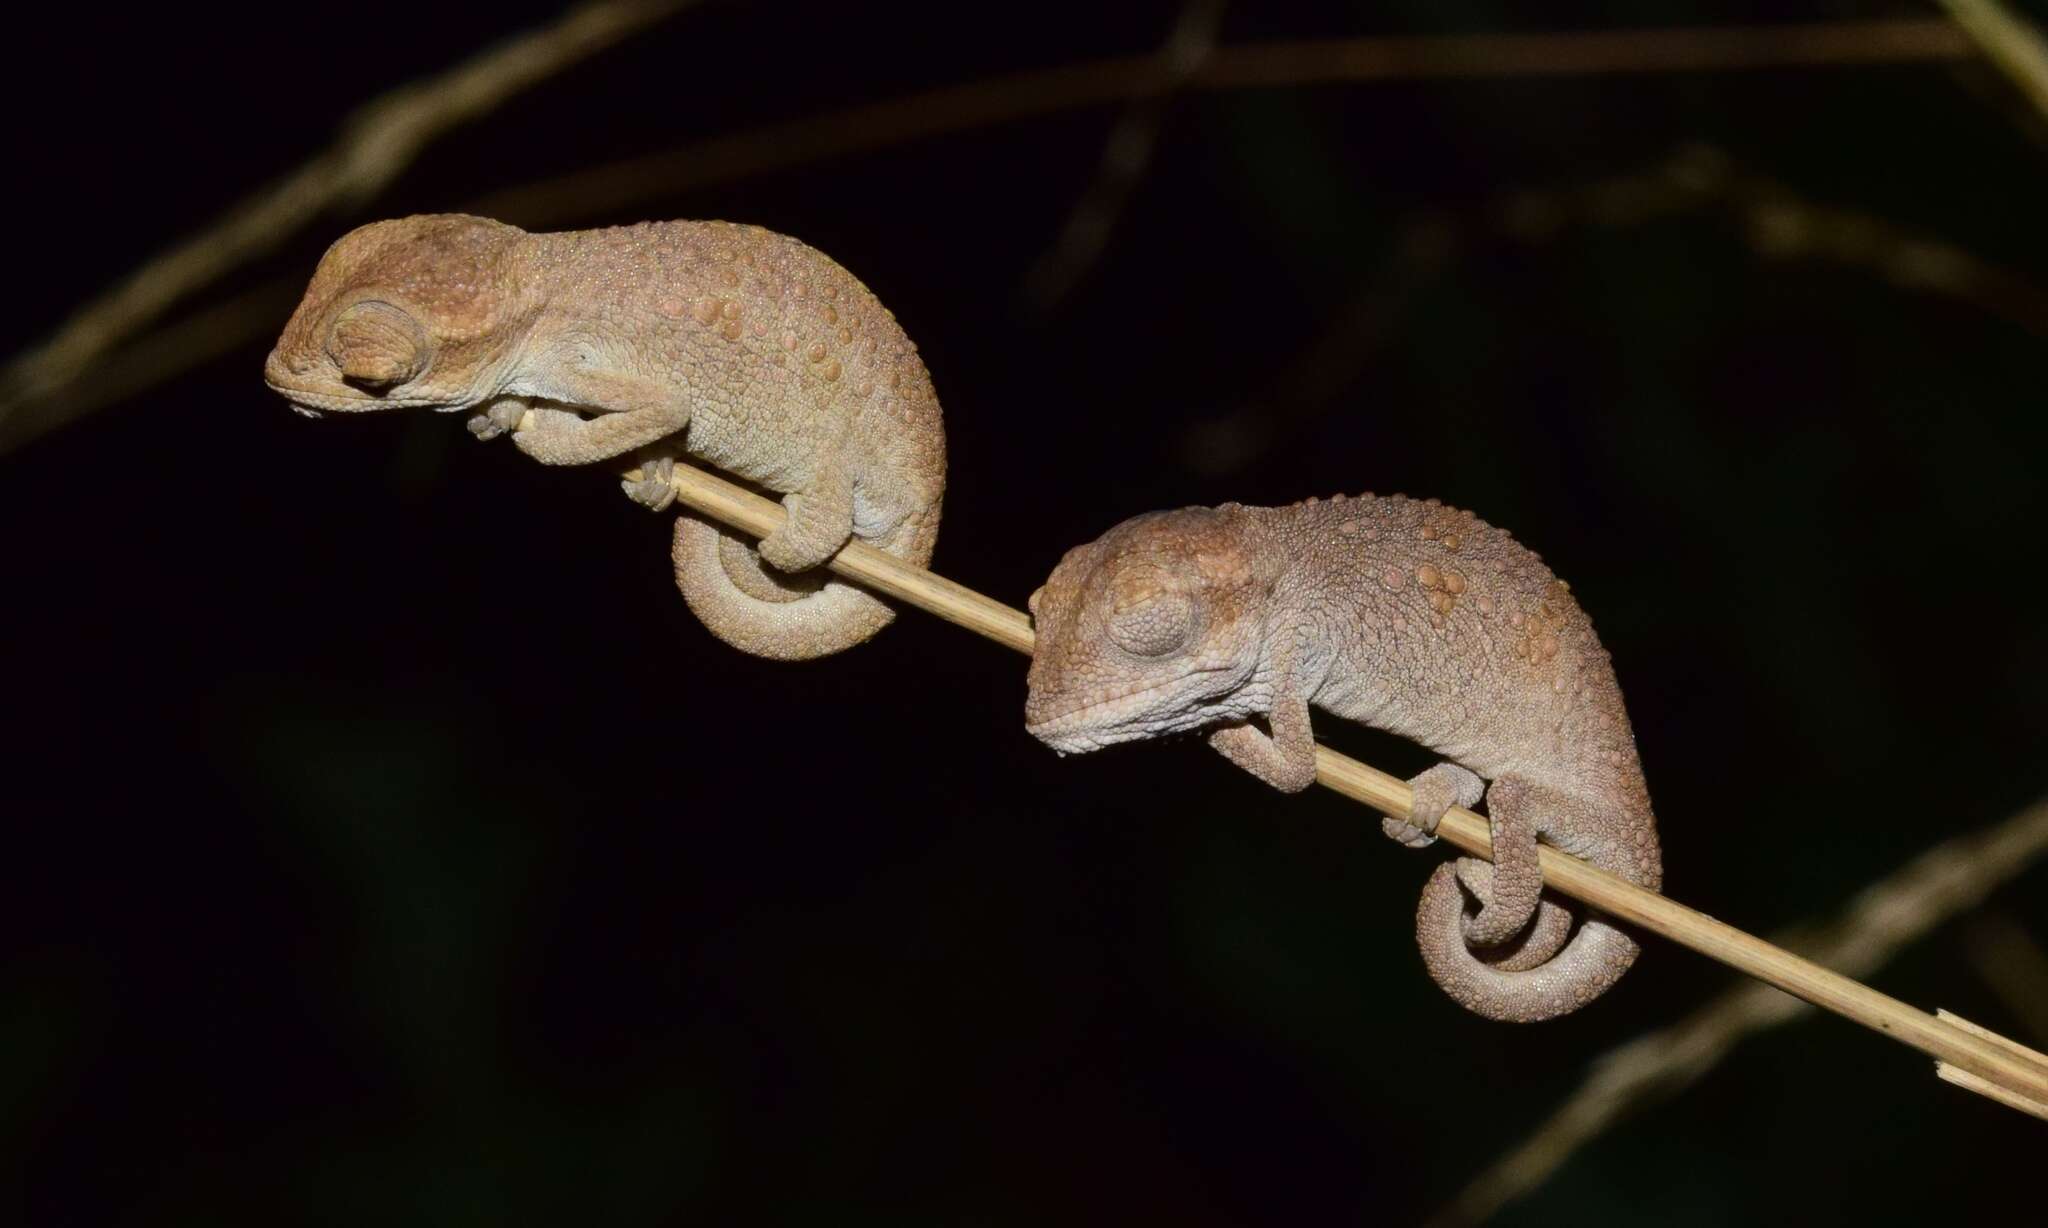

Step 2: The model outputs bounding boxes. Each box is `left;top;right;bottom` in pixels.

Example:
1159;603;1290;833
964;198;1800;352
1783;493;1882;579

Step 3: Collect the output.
626;448;2048;1114
1935;0;2048;123
1435;797;2048;1225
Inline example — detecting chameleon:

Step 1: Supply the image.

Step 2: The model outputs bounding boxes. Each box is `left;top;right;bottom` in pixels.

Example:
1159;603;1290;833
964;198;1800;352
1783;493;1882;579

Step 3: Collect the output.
1022;495;1662;1021
263;213;945;660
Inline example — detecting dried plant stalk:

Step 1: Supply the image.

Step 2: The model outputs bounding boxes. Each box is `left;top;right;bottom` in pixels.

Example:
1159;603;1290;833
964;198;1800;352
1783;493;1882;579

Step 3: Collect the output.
1438;797;2048;1226
624;452;2048;1116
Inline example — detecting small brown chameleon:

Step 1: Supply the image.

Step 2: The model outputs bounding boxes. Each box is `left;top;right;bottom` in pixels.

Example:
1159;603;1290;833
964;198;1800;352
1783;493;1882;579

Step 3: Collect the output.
1023;496;1661;1021
264;214;945;660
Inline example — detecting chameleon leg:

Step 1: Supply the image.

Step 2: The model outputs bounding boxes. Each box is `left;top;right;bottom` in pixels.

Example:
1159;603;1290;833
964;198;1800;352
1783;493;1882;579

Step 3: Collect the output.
1450;772;1546;949
758;463;855;573
1208;691;1317;793
511;403;684;466
1457;868;1574;972
1381;762;1484;849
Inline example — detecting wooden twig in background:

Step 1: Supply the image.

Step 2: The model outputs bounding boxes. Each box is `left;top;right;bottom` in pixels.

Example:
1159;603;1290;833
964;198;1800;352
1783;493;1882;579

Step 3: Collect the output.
1019;0;1228;310
477;20;1973;226
0;282;308;456
1936;0;2048;122
616;449;2048;1119
0;0;694;448
0;19;1981;455
1184;143;2048;474
1431;797;2048;1226
1965;914;2048;1043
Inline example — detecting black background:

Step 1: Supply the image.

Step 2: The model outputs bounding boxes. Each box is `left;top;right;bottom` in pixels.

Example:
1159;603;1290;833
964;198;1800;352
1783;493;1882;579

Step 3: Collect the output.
4;1;2046;1223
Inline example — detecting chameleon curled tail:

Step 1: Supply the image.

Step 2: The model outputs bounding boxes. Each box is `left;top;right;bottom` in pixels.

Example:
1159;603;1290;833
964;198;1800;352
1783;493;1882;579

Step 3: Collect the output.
1414;821;1662;1023
671;498;941;661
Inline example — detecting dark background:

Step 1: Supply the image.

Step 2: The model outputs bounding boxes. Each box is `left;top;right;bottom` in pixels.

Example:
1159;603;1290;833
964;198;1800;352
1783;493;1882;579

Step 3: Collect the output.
4;1;2046;1223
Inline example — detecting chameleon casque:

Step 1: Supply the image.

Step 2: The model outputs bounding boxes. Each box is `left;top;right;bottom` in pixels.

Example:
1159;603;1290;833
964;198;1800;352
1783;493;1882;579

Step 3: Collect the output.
1023;496;1662;1021
264;214;945;660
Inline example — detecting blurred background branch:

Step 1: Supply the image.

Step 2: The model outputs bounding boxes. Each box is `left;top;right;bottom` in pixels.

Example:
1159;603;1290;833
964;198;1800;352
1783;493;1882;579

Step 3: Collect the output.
0;17;1974;456
1019;0;1229;311
1179;142;2048;473
1431;796;2048;1227
476;19;1972;224
0;0;694;451
1964;914;2048;1042
1937;0;2048;122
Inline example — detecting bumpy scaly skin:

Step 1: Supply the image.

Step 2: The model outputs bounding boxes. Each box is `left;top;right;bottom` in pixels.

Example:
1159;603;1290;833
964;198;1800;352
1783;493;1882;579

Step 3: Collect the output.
264;214;945;660
1023;496;1661;1022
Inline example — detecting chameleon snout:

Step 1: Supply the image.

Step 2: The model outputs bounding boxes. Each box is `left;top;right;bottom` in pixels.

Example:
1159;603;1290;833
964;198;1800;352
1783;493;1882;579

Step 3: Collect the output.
262;347;326;417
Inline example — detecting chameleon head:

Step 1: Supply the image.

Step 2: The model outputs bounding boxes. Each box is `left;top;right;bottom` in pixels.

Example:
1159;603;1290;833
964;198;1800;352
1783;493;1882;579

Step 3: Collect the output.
263;214;538;417
1025;506;1270;755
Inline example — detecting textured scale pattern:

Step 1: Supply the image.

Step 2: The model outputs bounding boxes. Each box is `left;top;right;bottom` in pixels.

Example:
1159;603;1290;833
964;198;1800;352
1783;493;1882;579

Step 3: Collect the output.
265;214;945;660
1024;495;1662;1022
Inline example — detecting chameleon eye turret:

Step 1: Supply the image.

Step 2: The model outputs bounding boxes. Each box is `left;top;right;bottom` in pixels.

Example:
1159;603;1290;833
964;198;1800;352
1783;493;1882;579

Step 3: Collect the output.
1107;566;1192;658
327;301;426;392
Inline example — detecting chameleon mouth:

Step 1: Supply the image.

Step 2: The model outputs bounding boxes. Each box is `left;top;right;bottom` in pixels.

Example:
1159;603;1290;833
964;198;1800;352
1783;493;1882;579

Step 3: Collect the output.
262;380;447;414
1023;669;1229;753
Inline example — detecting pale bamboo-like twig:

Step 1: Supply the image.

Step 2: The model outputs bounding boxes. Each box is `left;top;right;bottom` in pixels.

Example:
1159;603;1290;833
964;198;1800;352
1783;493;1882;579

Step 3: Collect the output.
1433;796;2048;1226
1936;0;2048;122
1937;1010;2048;1120
624;452;2048;1115
0;0;694;446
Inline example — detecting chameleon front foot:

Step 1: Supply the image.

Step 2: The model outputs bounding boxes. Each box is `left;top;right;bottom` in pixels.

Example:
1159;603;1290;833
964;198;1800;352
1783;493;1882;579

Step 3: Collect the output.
466;399;528;441
1207;690;1317;793
621;451;679;512
1382;762;1485;849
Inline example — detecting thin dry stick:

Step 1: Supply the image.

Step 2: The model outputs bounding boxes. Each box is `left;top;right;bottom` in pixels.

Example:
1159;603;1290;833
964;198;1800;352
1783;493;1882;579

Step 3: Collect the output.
1936;0;2048;121
1434;796;2048;1227
1937;1010;2048;1120
632;453;2048;1112
0;0;693;439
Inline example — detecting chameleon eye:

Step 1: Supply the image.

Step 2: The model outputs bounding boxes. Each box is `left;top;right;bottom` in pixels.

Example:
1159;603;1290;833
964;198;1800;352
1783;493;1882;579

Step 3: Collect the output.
1107;569;1192;658
328;300;426;392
